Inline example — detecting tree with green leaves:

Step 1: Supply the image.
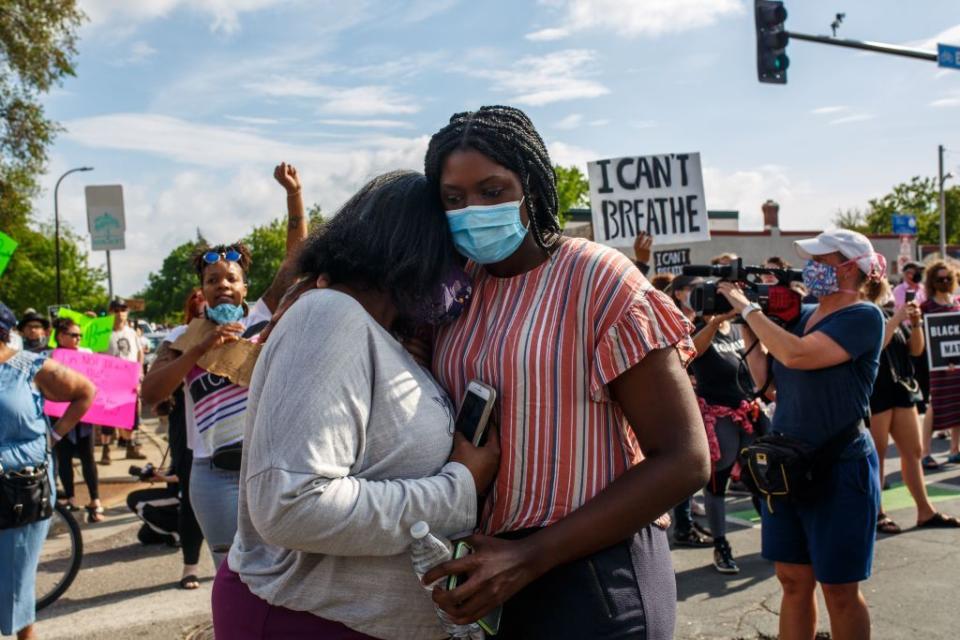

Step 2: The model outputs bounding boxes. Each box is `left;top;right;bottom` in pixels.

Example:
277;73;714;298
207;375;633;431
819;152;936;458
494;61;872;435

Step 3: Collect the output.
554;164;589;228
834;176;960;245
0;1;88;313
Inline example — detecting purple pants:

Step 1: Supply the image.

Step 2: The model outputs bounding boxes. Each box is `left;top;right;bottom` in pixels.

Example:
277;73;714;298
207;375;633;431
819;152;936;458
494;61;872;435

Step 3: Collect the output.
212;562;380;639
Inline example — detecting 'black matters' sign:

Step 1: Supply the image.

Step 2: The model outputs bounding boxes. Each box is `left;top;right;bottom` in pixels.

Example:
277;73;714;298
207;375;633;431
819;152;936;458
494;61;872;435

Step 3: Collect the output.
587;153;710;248
924;311;960;371
653;248;691;275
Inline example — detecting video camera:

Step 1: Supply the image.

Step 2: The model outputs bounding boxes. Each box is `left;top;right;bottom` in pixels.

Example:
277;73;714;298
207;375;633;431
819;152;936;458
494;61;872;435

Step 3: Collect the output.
682;259;804;326
129;463;156;482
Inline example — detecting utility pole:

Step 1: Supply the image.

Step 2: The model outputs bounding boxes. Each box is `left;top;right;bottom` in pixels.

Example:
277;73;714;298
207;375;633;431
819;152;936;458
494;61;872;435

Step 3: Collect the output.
940;145;948;258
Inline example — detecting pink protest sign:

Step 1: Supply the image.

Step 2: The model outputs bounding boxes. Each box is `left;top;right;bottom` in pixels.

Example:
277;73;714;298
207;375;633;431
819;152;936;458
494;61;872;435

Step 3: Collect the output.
44;348;141;430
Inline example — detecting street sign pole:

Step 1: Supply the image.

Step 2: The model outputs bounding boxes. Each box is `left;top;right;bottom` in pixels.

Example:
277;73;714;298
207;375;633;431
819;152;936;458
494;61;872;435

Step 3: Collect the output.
106;250;114;300
941;144;948;259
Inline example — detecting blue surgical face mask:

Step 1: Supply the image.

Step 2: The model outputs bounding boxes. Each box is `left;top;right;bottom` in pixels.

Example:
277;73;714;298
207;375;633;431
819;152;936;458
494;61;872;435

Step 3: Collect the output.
446;198;528;265
206;303;244;325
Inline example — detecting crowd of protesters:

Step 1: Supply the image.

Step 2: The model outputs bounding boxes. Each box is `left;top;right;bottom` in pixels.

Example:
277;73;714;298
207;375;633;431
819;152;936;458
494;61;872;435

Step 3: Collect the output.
3;105;960;640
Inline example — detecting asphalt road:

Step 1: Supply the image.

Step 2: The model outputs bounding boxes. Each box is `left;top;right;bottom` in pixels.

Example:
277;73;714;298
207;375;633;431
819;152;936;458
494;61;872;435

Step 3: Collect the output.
31;425;960;639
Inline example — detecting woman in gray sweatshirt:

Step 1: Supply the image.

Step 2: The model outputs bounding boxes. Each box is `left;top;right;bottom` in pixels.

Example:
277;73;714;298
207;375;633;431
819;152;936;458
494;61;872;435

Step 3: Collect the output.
213;170;500;640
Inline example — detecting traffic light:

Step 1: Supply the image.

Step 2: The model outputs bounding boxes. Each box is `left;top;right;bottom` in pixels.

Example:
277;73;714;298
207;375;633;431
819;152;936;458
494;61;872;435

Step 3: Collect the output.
755;0;789;84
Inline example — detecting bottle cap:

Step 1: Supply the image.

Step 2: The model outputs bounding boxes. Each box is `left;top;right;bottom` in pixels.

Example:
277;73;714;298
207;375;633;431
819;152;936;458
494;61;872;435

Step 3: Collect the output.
410;521;430;539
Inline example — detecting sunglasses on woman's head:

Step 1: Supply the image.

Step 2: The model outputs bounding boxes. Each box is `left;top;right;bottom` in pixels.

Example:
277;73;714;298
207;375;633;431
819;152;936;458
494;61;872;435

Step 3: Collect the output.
203;249;242;265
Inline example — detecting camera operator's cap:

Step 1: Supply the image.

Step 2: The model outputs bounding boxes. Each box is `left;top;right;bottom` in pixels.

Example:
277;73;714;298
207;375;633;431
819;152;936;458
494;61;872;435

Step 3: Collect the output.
16;310;50;331
902;260;923;271
108;297;128;310
794;229;887;279
665;275;703;294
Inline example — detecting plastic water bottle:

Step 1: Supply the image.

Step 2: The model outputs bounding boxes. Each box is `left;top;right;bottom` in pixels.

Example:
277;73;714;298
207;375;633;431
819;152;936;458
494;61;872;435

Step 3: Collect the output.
409;522;484;640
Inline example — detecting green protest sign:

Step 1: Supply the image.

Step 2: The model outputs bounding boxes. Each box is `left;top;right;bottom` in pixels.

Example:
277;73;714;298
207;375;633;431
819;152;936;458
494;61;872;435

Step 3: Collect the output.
49;308;116;353
0;230;17;276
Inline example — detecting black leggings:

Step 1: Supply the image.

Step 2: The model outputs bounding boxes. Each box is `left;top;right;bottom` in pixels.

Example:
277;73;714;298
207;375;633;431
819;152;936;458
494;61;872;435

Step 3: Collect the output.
55;433;99;501
177;449;204;566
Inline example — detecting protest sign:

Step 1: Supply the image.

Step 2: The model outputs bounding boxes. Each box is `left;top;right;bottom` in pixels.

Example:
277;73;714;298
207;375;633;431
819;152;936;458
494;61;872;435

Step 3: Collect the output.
171;318;261;387
48;308;115;352
44;348;141;429
587;153;710;248
85;185;126;251
0;230;17;276
653;248;691;275
924;312;960;371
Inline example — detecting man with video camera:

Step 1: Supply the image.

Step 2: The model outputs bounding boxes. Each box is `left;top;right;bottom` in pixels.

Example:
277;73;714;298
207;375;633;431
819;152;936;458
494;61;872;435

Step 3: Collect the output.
717;229;884;640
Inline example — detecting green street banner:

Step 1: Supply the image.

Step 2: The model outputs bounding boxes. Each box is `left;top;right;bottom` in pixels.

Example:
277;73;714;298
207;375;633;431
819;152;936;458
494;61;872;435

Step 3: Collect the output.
0;230;17;276
49;308;115;353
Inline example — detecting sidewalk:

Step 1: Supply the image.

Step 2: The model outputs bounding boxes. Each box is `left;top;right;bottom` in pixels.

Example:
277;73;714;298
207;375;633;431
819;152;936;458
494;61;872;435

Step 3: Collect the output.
60;418;170;524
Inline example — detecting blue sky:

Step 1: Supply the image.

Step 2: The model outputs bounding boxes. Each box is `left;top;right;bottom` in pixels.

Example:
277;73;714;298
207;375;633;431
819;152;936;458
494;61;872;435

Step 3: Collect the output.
38;0;960;296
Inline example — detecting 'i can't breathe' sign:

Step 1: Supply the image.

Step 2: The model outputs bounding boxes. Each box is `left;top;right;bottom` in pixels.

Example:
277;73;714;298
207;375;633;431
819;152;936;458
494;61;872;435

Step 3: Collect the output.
587;153;710;248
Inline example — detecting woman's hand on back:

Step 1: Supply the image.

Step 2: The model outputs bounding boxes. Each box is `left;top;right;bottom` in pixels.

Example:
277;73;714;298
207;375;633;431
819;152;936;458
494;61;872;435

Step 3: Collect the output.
449;423;500;495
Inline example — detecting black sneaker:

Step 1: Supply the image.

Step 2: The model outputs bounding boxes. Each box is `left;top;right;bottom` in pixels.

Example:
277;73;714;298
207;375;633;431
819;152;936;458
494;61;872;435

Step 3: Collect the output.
673;527;713;548
713;539;740;574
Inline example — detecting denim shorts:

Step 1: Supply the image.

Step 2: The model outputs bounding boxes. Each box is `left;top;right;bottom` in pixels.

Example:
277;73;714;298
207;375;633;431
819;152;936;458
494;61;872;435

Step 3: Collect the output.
760;450;880;584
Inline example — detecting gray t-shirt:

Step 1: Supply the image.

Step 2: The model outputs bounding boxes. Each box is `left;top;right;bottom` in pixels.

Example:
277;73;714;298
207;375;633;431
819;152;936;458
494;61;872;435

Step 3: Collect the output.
229;289;477;640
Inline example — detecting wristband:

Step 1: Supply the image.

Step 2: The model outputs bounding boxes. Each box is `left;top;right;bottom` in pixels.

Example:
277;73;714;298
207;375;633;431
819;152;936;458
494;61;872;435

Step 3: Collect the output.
50;430;63;443
741;303;762;322
286;189;302;198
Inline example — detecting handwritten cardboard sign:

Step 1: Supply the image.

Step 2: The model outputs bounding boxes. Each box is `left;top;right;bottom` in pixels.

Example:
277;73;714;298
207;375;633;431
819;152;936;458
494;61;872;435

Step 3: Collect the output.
587;153;710;248
48;308;115;352
44;349;141;429
170;319;261;387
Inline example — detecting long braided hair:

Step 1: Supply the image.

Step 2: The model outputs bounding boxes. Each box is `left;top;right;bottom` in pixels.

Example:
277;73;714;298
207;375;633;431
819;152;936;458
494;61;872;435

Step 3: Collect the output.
424;105;563;252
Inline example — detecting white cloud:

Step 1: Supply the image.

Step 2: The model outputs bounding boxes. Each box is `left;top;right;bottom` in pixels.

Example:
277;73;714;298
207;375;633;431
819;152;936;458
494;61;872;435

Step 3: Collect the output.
225;115;281;125
547;140;599;170
526;27;571;42
527;0;744;40
79;0;293;34
829;114;875;126
245;78;420;115
317;119;414;128
123;40;157;64
930;91;960;108
810;106;874;126
588;119;609;127
703;164;802;229
466;49;609;106
55;113;433;294
555;114;583;130
908;23;960;52
630;120;658;129
811;105;848;115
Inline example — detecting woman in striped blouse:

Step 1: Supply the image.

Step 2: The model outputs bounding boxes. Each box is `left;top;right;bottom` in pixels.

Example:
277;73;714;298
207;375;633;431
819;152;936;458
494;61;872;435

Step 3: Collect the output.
421;106;711;640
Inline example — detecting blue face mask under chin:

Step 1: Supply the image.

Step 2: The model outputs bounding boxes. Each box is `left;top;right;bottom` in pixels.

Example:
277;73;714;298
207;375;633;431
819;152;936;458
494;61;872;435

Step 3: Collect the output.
206;303;245;325
446;198;529;265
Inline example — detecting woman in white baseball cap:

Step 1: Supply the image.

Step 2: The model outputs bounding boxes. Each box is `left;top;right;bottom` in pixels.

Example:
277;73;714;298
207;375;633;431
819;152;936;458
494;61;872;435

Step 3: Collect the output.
717;228;884;640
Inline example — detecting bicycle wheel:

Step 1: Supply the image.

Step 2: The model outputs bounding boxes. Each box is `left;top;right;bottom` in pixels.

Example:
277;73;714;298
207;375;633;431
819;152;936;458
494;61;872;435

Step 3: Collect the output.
35;503;83;611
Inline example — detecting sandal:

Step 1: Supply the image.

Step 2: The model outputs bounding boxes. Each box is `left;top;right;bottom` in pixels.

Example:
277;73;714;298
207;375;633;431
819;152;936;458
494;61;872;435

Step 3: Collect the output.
917;512;960;528
922;455;941;471
179;575;200;590
86;505;105;523
876;513;902;535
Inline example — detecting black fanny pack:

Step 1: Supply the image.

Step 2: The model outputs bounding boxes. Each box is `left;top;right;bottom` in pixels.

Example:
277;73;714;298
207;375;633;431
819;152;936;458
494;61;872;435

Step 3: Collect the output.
0;462;53;530
740;422;862;513
210;442;243;471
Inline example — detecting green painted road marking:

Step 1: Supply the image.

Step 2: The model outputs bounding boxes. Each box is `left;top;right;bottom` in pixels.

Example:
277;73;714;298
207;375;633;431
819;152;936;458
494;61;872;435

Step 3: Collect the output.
726;481;960;525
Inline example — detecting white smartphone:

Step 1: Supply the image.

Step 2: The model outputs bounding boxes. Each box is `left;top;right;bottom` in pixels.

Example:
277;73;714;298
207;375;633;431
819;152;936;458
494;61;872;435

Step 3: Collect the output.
455;380;497;446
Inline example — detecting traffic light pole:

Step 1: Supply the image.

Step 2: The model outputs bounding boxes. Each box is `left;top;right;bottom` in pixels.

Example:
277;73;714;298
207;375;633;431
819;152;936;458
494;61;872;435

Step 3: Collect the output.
786;31;938;63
